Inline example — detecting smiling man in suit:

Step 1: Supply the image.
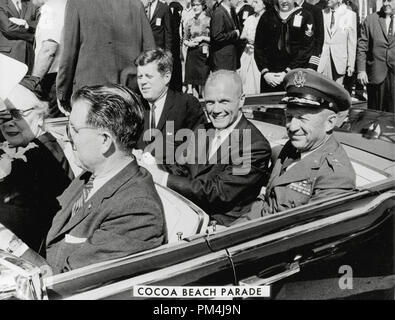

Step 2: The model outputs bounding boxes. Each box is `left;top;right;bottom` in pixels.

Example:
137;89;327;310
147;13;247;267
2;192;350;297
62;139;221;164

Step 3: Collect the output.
138;70;271;226
0;84;166;275
0;0;39;73
135;48;206;164
210;0;241;70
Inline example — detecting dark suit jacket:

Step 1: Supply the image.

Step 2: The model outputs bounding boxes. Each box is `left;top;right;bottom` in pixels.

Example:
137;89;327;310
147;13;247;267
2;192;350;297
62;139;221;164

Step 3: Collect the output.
21;161;166;274
164;115;272;226
357;10;395;84
56;0;155;104
0;132;72;252
0;0;39;73
150;0;173;51
210;4;240;71
301;1;324;69
137;89;206;164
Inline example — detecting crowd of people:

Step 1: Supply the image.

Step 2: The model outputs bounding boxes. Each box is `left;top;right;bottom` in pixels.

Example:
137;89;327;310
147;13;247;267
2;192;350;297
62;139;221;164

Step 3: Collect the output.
0;0;392;275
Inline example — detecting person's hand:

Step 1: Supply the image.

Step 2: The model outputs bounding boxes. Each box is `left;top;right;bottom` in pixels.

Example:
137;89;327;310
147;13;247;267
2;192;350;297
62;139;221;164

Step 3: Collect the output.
137;153;167;185
188;40;199;48
264;72;281;87
0;223;16;252
9;17;28;28
357;71;369;86
274;72;286;84
346;67;354;77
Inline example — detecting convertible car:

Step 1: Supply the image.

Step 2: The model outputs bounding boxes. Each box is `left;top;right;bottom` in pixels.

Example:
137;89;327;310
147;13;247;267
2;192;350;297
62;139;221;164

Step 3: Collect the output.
0;93;394;300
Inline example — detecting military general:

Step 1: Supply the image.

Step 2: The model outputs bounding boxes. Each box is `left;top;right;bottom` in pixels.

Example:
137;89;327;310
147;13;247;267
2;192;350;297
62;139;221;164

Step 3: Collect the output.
243;68;356;220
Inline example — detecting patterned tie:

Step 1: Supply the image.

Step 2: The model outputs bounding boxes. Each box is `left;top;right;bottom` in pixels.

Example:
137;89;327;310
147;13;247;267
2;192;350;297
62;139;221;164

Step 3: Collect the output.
149;104;156;141
330;10;335;30
71;175;95;217
389;15;394;37
15;0;21;15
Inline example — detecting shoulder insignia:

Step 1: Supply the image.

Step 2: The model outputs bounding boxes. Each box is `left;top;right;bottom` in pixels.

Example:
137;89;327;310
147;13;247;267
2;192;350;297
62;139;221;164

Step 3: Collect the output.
305;24;313;37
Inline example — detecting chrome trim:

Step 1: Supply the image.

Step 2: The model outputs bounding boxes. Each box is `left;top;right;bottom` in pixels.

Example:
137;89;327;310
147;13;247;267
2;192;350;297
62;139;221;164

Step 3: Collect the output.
63;191;394;300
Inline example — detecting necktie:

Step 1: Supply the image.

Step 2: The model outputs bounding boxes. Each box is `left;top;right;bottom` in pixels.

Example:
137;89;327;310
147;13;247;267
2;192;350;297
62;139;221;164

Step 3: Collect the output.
389;15;394;37
330;10;335;30
230;7;240;31
15;0;21;14
147;3;152;20
71;175;95;217
361;0;366;22
149;104;156;141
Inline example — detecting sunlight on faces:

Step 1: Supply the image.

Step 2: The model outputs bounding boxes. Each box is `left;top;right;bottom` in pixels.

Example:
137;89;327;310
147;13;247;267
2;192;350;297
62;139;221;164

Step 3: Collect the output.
277;0;294;12
204;75;244;130
285;106;337;153
0;84;45;147
69;99;111;172
137;62;171;103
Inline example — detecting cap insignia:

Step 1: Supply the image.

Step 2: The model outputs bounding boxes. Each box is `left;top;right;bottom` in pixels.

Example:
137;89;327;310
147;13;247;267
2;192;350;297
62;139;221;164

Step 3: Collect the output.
293;71;306;88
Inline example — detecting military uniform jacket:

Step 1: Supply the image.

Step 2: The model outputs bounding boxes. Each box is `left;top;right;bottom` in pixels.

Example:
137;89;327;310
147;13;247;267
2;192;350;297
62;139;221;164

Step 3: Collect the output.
254;6;315;73
264;135;356;214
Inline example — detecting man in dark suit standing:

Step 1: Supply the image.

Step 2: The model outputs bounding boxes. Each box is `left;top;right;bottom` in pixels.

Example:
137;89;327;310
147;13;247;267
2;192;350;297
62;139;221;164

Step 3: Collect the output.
0;84;166;275
296;0;325;70
138;70;272;226
56;0;156;112
145;0;173;51
0;0;39;74
357;1;394;112
135;48;206;164
210;0;241;70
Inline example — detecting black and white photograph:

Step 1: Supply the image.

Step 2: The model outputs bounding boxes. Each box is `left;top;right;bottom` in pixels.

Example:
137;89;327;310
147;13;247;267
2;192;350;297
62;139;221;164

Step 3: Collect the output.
0;0;393;305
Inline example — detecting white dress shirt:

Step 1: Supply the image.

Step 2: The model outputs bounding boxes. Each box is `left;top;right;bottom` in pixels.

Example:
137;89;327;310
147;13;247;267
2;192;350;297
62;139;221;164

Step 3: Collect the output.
149;90;168;127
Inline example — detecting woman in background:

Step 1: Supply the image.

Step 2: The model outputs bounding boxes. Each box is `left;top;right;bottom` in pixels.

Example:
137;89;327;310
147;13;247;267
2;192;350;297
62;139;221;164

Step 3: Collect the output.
238;0;267;94
183;0;211;98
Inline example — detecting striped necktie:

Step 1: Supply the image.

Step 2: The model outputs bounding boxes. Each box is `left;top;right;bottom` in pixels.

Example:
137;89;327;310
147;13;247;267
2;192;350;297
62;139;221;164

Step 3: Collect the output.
149;104;156;141
330;10;335;30
71;175;95;217
389;15;394;37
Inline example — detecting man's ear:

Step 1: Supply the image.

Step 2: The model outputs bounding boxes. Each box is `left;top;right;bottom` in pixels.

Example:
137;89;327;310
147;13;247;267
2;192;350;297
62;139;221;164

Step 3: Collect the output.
238;93;245;110
163;71;172;86
101;131;116;156
325;112;338;133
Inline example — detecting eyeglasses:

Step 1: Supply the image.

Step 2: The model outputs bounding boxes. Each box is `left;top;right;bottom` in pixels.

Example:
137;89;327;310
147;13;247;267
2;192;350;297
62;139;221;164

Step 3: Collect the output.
0;108;35;124
66;122;97;150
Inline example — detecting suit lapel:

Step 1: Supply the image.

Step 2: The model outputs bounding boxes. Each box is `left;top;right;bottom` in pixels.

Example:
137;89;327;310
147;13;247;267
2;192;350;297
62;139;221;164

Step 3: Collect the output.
156;89;175;131
220;5;236;30
378;15;389;42
151;1;160;22
7;0;20;18
47;162;139;244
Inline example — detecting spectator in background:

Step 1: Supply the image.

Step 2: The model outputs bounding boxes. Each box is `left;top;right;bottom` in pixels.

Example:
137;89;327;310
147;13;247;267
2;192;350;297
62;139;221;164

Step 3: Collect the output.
295;0;324;70
145;0;173;51
210;0;241;71
254;0;315;92
168;0;184;92
180;0;195;87
234;0;254;31
184;0;211;98
0;84;72;253
318;0;357;85
24;0;66;118
238;0;267;94
57;0;155;112
357;0;394;112
0;0;39;74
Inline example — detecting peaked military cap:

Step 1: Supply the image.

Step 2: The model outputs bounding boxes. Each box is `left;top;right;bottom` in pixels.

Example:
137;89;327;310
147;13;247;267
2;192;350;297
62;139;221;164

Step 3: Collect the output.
282;68;352;112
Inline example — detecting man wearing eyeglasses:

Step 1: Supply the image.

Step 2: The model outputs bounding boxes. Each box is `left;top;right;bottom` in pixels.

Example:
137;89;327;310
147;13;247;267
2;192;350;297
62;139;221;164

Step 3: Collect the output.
0;84;166;275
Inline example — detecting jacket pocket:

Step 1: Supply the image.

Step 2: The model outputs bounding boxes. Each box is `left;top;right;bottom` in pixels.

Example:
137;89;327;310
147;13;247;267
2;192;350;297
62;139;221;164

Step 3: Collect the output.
0;46;12;53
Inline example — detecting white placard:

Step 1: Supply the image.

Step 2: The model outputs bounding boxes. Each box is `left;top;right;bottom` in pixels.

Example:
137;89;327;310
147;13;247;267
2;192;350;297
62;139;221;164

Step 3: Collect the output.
0;54;28;100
